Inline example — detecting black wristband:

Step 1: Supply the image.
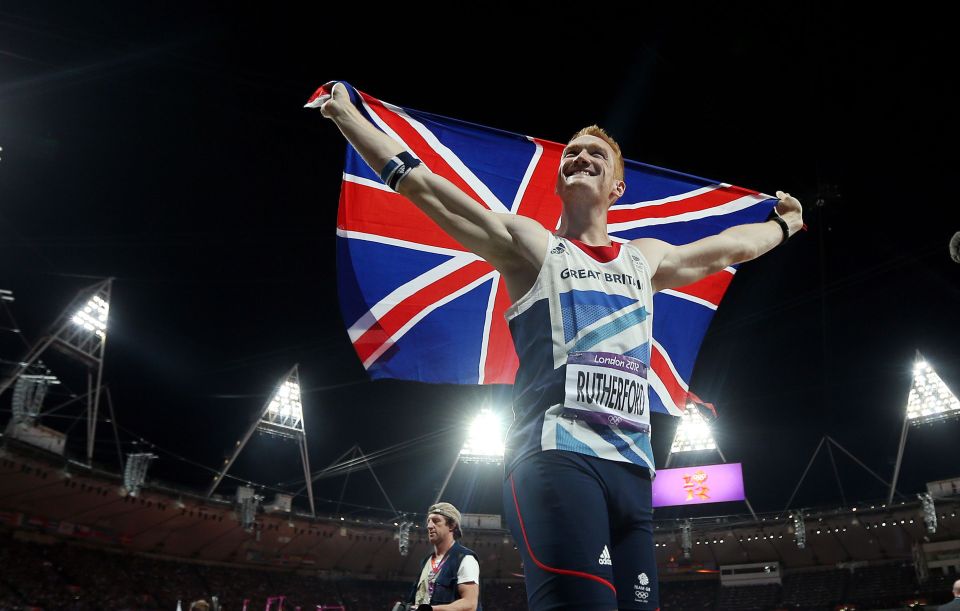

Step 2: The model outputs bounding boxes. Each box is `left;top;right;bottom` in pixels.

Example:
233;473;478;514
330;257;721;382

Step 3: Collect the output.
379;151;422;191
767;209;790;245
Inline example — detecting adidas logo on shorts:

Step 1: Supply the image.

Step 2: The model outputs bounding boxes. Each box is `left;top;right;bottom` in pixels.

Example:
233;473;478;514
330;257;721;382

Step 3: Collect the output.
598;545;612;566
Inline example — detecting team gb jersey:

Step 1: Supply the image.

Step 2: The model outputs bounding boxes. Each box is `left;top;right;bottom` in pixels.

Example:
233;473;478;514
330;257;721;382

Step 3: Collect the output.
505;234;656;476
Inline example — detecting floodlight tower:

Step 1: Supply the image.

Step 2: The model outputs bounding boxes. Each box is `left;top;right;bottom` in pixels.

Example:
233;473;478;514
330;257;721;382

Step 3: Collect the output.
207;365;316;517
433;407;506;504
888;353;960;504
0;279;112;464
665;404;760;522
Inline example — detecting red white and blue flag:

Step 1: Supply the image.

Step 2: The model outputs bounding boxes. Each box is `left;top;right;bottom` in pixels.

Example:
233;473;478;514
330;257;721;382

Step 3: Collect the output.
308;83;775;416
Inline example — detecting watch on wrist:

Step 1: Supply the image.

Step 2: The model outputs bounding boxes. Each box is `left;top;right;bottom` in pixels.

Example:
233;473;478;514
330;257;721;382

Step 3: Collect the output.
766;208;790;245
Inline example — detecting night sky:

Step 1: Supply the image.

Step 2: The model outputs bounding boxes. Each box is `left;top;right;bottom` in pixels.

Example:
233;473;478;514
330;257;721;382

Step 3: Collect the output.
1;5;957;521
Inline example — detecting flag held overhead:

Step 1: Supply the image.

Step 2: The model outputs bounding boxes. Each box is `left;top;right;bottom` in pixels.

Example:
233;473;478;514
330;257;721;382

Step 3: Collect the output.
313;83;777;416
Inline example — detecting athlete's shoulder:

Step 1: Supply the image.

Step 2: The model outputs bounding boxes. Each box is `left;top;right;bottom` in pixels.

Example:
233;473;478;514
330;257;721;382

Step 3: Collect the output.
497;213;551;272
500;213;551;241
627;237;670;258
627;238;671;272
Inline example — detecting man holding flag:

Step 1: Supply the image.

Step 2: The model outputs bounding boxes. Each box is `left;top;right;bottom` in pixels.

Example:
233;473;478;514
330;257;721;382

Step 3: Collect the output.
313;82;802;610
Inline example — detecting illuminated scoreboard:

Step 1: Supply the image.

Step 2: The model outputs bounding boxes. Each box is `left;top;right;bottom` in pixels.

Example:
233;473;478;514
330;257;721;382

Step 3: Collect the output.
652;463;745;508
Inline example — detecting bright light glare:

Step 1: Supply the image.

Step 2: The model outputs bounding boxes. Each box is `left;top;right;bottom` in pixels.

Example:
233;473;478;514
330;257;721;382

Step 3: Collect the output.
669;406;717;454
266;380;303;428
71;295;109;338
460;409;505;463
906;360;960;423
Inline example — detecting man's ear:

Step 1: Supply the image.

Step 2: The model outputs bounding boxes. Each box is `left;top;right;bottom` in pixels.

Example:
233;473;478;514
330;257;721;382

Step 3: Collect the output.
612;179;626;200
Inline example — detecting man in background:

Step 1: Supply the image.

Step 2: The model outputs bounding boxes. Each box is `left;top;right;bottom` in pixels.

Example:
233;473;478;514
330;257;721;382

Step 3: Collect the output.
406;502;480;611
938;579;960;610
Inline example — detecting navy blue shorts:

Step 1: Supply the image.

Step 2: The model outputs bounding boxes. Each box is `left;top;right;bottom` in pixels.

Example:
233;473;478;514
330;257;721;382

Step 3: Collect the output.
503;450;659;611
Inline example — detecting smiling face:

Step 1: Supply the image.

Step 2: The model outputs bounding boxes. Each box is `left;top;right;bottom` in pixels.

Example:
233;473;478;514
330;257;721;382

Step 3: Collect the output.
556;134;625;208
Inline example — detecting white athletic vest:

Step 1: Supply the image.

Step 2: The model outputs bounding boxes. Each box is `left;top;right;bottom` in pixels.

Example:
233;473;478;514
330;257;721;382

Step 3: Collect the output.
505;234;656;475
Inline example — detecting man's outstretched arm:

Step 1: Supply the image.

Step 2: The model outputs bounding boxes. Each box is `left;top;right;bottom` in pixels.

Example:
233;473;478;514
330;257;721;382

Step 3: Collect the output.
636;191;803;292
317;83;547;293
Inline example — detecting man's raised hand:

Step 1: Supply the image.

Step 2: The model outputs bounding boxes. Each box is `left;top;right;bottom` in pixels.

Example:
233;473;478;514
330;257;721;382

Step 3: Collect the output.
775;190;804;236
320;82;353;119
304;81;353;120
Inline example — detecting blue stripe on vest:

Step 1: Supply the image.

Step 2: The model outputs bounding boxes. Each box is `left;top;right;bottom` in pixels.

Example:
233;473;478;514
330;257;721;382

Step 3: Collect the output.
555;422;600;457
573;306;649;352
583;418;651;465
623;341;650;363
559;290;637;343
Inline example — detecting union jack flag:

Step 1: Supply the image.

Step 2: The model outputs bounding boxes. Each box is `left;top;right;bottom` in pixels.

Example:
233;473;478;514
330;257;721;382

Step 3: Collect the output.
308;83;775;416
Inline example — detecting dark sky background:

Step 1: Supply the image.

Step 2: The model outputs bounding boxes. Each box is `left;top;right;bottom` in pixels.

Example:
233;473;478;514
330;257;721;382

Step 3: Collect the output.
1;4;957;522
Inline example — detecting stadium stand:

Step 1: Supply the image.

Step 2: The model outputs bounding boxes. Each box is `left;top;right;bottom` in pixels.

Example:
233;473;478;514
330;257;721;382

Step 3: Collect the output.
2;444;960;609
780;567;847;608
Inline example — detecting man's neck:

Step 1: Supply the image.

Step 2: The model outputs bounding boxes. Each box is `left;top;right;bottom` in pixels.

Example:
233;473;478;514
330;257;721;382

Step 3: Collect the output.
557;203;611;246
433;537;454;558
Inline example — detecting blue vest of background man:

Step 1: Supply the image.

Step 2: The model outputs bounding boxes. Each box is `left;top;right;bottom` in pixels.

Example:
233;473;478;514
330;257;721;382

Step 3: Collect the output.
406;540;482;610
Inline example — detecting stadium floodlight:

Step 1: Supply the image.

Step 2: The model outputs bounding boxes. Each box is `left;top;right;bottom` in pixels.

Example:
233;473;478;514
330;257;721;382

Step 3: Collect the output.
263;378;304;432
433;405;507;502
905;360;960;424
207;365;316;517
71;294;109;338
669;405;717;454
459;408;506;464
889;354;959;503
123;453;156;497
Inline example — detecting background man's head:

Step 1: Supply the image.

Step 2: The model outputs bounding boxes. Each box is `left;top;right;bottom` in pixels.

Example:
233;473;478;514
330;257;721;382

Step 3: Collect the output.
427;502;462;542
953;578;960;597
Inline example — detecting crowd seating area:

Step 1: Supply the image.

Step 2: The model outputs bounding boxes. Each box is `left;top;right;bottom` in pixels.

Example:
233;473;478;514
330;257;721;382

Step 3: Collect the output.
715;583;781;610
659;579;718;609
845;563;919;607
780;568;847;608
1;533;957;610
0;534;527;610
643;564;959;611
